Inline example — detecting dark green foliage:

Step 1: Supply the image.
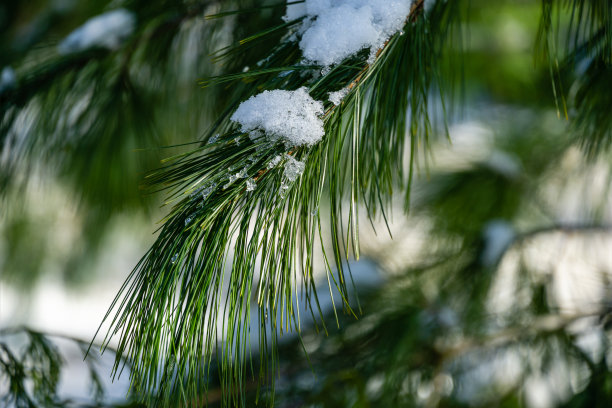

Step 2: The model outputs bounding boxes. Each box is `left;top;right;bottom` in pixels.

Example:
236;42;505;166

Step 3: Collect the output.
572;57;612;154
537;0;612;154
0;1;111;67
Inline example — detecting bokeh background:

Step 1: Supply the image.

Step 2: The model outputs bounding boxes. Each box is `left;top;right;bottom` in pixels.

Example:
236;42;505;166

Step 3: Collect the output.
2;0;612;407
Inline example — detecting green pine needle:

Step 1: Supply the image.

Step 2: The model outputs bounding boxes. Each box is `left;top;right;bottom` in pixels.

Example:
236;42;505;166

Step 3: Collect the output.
99;2;461;406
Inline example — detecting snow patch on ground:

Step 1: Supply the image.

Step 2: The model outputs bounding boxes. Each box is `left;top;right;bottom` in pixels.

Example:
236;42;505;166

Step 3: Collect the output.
284;0;412;66
58;9;135;54
231;87;324;147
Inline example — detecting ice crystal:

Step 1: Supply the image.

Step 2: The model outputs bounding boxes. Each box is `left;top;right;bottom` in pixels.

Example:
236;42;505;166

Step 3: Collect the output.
246;178;257;192
201;183;216;200
283;155;305;182
267;155;283;169
328;87;350;106
224;169;248;189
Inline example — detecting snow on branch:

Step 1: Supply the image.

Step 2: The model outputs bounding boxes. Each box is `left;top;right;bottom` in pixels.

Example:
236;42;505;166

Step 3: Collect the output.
58;9;136;54
284;0;413;66
230;87;325;147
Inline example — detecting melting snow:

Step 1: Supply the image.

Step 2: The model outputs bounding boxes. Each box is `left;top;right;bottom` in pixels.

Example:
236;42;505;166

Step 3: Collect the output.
280;155;305;195
58;9;136;54
246;178;257;191
328;87;350;106
267;155;283;169
283;154;305;182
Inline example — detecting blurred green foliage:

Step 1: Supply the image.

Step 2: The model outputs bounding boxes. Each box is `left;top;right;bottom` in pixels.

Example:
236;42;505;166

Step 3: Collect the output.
0;327;143;407
0;0;284;288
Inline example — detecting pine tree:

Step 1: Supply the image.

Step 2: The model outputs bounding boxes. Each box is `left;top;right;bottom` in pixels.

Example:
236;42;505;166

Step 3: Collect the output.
2;1;612;407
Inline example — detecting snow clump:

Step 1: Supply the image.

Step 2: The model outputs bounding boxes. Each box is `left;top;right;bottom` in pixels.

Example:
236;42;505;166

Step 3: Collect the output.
230;87;324;147
284;0;412;67
59;9;136;54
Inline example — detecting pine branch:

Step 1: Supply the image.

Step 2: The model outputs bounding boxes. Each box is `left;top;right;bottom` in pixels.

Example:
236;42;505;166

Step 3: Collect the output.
99;1;460;405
